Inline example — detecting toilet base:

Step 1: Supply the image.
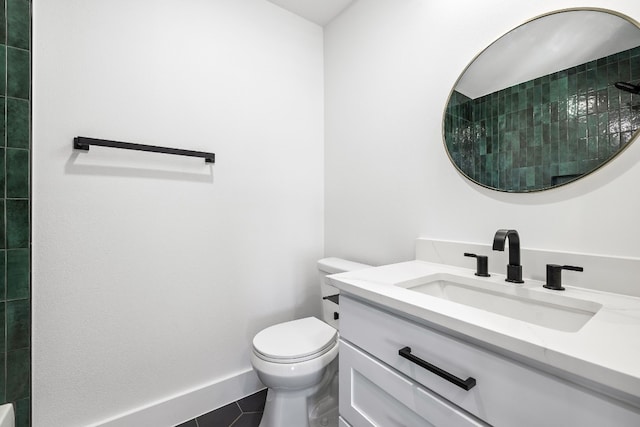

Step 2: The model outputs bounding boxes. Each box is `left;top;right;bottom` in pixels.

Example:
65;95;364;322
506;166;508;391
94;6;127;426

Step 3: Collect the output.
258;359;338;427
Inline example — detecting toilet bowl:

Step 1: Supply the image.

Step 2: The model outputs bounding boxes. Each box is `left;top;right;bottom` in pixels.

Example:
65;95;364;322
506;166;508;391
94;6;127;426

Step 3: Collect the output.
250;258;371;427
252;317;340;427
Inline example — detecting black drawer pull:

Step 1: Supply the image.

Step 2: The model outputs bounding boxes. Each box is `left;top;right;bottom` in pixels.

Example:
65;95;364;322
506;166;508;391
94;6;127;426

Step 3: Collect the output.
398;346;476;391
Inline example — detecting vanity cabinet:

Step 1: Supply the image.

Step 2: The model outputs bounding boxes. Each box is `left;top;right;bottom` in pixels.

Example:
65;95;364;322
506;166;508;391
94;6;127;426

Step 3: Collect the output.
340;339;486;426
339;295;640;427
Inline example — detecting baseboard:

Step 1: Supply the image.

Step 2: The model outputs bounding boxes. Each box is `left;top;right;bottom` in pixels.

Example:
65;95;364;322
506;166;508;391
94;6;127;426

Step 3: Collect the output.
90;368;264;427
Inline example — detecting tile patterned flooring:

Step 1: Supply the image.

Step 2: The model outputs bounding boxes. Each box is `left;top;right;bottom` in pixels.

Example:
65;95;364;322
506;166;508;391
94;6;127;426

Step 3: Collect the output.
175;389;267;427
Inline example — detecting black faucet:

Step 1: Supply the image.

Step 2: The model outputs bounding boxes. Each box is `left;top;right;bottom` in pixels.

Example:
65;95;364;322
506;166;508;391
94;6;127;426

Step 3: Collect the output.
492;229;524;283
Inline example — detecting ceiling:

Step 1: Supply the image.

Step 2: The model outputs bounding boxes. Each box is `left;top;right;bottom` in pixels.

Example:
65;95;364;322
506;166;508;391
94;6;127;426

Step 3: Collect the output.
456;10;640;99
266;0;354;26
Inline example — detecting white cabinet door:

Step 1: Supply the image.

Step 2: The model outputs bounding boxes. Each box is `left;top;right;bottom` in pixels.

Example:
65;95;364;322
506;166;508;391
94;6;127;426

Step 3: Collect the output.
340;339;488;427
340;295;640;427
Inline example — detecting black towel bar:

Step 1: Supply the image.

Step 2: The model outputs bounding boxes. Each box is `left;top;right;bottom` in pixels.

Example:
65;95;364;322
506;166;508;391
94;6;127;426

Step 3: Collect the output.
74;137;215;163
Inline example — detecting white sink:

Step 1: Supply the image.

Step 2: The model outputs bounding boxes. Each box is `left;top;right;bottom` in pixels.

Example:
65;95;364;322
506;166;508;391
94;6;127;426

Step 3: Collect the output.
396;273;602;332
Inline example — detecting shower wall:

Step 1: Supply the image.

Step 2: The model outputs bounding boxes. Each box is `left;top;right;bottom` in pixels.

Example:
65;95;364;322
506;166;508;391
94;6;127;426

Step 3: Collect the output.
0;0;30;426
445;45;640;191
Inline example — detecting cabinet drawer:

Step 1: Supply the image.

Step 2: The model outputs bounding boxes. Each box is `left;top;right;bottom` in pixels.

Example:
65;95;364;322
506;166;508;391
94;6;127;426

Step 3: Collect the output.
340;339;487;427
340;296;640;427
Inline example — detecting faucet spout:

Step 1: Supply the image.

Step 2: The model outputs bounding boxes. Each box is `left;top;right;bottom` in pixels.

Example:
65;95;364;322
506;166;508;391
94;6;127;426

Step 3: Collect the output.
492;229;524;283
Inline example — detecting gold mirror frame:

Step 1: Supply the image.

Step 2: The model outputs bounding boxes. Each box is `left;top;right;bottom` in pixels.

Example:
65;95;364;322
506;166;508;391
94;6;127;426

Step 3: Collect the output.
443;8;640;192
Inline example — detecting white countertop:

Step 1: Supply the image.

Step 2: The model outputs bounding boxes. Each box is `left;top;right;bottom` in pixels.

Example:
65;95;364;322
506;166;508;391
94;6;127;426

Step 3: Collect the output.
329;260;640;404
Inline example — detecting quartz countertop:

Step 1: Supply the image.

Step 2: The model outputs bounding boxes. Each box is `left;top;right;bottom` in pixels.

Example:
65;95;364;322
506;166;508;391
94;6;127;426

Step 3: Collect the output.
328;260;640;405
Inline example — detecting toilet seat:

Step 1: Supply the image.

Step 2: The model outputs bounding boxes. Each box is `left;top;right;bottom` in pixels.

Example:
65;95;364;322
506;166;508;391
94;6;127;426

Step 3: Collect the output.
253;317;338;363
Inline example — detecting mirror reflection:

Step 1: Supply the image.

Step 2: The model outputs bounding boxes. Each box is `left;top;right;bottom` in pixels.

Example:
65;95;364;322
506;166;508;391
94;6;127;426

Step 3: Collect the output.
444;9;640;192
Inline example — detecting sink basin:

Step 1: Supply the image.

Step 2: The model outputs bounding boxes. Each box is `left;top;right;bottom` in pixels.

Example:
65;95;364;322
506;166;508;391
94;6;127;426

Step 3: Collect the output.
396;273;602;332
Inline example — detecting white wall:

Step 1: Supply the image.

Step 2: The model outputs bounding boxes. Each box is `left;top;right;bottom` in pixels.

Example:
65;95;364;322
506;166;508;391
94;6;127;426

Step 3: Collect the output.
32;1;324;426
325;0;640;266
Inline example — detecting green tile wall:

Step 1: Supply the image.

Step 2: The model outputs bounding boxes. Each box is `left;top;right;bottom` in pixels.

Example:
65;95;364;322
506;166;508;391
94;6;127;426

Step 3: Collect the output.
445;45;640;192
0;0;30;426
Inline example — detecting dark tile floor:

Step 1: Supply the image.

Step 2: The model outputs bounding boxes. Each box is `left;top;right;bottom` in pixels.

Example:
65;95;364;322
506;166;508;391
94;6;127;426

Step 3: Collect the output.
175;389;267;427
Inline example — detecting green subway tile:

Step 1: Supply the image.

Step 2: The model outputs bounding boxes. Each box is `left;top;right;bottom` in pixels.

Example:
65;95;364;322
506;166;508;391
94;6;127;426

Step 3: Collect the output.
577;71;587;94
0;47;6;96
0;251;4;300
608;84;620;109
526;167;535;187
7;299;29;350
7;249;28;300
577;138;587;161
587;114;598;138
598;112;609;137
15;398;29;427
558;76;568;98
518;92;526;110
558;101;567;121
618;59;630;82
609;110;620;133
0;97;5;147
588;136;598;159
586;93;597;115
549;79;559;102
607;62;619;86
631;54;640;80
596;90;608;114
0;249;7;300
526;87;534;109
0;200;5;250
7;347;29;401
624;109;636;132
620;89;632;107
619;49;631;61
0;302;5;348
7;98;29;149
0;148;4;199
7;149;29;198
607;133;620;156
596;65;608;89
7;0;30;50
7;47;29;100
6;199;28;249
621;130;634;147
550;102;558;123
567;72;577;95
577;95;587;116
0;353;4;403
0;0;6;45
542;82;550;103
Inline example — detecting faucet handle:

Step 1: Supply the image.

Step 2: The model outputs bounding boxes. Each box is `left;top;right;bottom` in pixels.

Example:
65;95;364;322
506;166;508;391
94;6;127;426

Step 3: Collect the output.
464;253;490;277
543;264;584;291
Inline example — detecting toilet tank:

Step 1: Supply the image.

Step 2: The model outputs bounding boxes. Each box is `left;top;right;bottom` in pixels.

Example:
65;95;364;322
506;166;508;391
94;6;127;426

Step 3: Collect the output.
318;257;372;329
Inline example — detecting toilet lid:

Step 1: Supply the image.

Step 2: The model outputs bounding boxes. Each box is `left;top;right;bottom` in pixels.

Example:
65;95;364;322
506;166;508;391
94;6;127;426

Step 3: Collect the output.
253;317;337;362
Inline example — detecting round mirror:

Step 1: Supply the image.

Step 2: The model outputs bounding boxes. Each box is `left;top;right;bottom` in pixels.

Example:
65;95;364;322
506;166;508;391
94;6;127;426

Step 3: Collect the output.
444;9;640;192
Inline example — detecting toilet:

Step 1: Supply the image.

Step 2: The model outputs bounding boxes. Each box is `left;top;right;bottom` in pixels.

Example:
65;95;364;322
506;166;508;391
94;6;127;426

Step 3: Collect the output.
251;258;371;427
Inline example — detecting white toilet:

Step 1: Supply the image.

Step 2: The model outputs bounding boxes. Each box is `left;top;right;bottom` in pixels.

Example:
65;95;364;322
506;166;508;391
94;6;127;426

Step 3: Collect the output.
251;258;371;427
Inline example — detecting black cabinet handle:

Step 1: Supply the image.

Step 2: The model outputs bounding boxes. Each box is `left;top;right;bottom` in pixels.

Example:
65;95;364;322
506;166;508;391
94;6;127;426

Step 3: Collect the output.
398;346;476;391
